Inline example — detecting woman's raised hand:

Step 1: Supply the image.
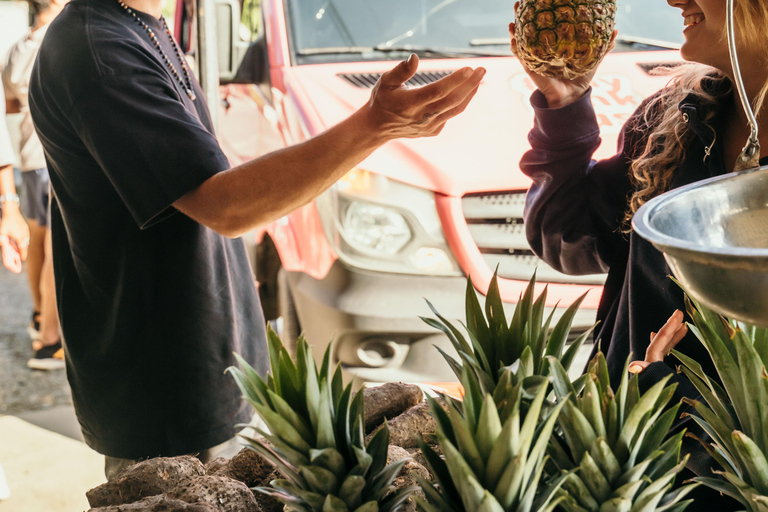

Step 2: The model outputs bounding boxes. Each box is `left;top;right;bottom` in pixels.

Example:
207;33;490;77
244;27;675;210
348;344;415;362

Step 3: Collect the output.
509;2;617;109
628;310;688;374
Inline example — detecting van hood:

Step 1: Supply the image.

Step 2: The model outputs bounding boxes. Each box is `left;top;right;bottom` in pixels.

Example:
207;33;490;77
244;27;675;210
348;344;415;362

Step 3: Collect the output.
283;53;681;196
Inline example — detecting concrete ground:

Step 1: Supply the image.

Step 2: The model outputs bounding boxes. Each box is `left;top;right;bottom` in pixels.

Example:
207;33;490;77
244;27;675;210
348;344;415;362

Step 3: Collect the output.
0;266;105;511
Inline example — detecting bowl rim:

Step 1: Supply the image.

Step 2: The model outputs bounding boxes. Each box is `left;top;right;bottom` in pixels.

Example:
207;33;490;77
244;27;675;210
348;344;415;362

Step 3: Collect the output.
632;164;768;258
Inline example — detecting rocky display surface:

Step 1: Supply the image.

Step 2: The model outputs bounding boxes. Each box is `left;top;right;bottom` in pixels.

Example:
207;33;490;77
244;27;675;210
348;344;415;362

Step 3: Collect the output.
84;383;440;512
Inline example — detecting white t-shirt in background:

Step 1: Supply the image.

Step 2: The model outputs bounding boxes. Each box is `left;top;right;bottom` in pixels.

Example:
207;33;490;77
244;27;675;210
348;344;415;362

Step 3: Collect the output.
2;24;49;171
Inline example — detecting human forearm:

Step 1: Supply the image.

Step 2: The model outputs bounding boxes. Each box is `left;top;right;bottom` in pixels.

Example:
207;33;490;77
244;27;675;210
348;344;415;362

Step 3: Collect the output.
522;90;630;274
175;107;388;237
175;57;485;237
0;163;16;196
0;163;29;259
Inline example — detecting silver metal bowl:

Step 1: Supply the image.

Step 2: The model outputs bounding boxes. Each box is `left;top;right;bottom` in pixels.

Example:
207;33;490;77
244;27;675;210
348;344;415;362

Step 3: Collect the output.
633;166;768;326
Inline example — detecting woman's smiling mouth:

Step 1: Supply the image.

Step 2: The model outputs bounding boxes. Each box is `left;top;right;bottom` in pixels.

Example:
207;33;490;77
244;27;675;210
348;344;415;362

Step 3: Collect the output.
684;14;705;27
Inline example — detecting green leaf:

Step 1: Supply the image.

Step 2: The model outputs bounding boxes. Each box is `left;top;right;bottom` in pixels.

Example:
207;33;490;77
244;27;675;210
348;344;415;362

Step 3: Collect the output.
731;431;768;494
485;269;508;341
338;474;366;509
352;501;379;512
438;432;486;511
581;376;607;440
548;356;577;402
267;389;315;445
323;494;350;512
310;448;347;477
615;375;671;463
492;453;525;509
560;323;598;376
559;399;598;466
272;479;325;510
476;394;502;462
251;402;312;453
465;277;494;367
590;437;621;486
476;490;505;512
546;291;589;361
561;472;600;511
299;465;338;496
317;384;337;450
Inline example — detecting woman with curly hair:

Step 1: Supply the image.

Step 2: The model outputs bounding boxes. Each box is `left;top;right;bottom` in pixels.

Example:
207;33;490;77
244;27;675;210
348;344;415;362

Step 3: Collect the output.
513;0;768;384
511;1;768;507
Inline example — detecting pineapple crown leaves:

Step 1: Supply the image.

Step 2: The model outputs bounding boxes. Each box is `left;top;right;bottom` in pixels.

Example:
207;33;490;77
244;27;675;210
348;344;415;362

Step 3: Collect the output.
416;369;570;512
669;284;768;507
227;328;415;512
547;353;698;510
421;270;596;399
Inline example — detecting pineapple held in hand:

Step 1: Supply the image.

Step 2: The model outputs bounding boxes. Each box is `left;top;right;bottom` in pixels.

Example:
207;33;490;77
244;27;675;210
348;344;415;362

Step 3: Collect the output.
515;0;616;79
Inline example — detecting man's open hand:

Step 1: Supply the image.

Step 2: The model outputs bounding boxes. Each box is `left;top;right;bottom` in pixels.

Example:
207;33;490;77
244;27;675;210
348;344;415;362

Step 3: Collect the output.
364;54;485;140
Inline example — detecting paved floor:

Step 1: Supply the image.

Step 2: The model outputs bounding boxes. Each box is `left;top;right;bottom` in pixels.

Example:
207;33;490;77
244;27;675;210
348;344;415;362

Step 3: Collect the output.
0;266;104;510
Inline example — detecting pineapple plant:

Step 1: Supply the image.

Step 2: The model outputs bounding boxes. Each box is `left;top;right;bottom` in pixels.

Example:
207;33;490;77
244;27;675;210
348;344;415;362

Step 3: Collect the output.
229;330;417;512
514;0;617;79
546;353;698;511
416;365;570;512
672;292;768;512
422;271;595;409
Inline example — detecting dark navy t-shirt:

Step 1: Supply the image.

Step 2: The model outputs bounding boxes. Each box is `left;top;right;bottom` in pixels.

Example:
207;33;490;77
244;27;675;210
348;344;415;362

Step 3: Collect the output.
29;0;268;459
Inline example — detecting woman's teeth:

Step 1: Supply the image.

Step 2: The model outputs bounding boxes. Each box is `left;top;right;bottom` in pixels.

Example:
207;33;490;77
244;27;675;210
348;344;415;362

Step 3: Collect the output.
684;14;705;26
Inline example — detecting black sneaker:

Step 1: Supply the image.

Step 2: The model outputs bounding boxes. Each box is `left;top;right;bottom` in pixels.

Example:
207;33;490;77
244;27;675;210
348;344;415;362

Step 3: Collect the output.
27;310;41;341
27;341;65;370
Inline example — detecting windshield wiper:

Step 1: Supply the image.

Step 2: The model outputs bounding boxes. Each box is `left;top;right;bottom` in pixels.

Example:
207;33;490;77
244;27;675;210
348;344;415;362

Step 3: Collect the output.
470;35;680;52
297;45;500;58
614;35;681;50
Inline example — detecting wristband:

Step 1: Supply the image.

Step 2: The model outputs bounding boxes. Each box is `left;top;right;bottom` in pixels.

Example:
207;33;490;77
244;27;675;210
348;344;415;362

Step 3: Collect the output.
0;194;20;208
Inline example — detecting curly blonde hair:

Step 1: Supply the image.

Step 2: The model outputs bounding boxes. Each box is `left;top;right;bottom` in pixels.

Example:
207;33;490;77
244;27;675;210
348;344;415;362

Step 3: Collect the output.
625;0;768;225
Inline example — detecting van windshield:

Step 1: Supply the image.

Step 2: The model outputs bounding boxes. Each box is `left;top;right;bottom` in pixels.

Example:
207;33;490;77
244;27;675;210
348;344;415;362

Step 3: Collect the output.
286;0;685;64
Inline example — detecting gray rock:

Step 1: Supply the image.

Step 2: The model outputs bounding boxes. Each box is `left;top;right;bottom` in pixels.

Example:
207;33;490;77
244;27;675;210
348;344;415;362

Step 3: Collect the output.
166;475;259;512
87;494;216;511
363;383;424;434
87;456;206;508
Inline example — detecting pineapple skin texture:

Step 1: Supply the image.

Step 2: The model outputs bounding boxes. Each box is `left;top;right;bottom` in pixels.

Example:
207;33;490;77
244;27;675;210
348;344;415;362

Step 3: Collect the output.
515;0;617;79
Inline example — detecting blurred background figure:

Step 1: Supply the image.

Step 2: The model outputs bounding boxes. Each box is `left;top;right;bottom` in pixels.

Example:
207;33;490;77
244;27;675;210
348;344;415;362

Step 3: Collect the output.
2;0;70;370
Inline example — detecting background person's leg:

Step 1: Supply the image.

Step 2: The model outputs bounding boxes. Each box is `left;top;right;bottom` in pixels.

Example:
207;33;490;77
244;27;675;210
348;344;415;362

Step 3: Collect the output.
23;219;44;337
38;218;59;346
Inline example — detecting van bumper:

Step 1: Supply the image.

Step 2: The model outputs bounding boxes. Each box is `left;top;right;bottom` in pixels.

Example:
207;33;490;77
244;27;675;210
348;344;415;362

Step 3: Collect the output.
286;261;599;385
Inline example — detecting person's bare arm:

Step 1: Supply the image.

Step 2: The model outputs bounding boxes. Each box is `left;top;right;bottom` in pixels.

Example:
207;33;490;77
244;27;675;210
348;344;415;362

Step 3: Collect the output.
174;55;485;238
0;163;29;260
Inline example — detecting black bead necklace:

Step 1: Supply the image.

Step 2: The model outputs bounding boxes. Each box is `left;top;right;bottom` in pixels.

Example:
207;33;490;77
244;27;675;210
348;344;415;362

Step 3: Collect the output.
118;1;196;101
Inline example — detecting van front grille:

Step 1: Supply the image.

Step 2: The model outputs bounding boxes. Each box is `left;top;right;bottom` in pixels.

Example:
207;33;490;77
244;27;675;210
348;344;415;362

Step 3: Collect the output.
461;191;606;285
338;70;455;89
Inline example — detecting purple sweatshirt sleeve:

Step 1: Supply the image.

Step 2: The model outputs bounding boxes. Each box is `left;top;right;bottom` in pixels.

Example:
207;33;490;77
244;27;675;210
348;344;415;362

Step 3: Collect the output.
521;89;639;276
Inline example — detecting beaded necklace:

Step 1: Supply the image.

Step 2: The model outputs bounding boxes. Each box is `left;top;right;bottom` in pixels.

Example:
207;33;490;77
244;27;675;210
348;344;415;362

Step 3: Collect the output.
118;1;196;101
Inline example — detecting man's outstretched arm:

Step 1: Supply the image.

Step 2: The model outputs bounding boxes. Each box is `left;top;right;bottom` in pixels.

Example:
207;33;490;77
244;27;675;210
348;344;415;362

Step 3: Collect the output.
174;55;485;238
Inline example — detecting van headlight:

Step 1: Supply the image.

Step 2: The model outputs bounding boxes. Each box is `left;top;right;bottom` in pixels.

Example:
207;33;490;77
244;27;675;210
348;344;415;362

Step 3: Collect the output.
316;169;461;276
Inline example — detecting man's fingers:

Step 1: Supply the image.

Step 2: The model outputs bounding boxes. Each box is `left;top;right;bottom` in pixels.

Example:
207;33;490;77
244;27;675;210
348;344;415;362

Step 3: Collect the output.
431;82;481;128
422;68;485;119
411;66;479;104
380;54;420;88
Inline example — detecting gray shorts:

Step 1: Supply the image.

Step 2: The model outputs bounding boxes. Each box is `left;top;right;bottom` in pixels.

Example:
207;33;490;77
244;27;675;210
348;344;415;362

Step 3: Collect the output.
21;168;50;227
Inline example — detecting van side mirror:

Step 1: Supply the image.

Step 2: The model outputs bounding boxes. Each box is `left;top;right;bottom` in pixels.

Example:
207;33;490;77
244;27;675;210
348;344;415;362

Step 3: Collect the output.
215;0;249;82
215;0;267;84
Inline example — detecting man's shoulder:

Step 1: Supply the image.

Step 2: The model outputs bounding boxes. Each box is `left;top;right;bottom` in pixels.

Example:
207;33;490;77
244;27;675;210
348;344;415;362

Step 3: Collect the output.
42;0;153;81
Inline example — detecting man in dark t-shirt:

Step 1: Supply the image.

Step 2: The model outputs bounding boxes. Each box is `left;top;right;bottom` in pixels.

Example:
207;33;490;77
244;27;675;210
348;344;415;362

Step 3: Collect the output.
28;0;484;475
